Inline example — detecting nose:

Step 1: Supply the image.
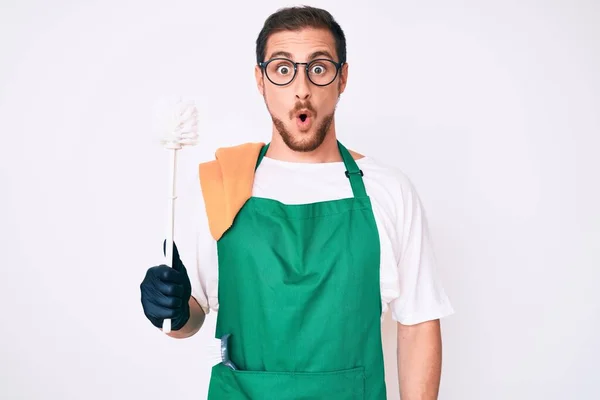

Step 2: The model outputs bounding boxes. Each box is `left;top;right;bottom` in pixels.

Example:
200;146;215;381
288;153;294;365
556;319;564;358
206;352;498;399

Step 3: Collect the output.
294;67;311;100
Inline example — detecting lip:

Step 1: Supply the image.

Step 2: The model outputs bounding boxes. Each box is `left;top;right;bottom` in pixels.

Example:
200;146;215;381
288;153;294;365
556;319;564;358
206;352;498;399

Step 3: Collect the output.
295;109;313;118
295;114;313;131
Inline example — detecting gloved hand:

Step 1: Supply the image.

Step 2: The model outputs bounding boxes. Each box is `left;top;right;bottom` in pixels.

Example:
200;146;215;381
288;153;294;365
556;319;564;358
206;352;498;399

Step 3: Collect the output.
140;240;192;331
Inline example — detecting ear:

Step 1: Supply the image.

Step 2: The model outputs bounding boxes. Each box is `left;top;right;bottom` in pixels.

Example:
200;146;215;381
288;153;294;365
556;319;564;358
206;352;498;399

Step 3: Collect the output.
338;62;349;95
255;65;265;96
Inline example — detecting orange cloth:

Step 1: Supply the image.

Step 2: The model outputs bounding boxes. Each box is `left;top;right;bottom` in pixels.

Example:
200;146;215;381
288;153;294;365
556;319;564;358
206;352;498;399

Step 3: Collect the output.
198;142;364;241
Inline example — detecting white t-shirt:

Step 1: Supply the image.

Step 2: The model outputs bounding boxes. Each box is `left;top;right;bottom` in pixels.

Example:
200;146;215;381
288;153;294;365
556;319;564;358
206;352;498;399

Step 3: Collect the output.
189;153;454;325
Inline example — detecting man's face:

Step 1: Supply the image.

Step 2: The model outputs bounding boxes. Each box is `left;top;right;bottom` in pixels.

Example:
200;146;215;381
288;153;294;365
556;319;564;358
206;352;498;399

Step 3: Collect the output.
255;27;348;152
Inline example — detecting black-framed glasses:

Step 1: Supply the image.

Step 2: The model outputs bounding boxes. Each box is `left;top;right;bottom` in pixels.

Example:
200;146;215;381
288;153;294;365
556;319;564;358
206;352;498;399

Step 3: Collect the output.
258;58;344;87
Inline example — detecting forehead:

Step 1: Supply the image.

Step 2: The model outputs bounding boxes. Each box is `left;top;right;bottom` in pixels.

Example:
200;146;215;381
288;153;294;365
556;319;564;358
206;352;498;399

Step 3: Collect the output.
265;27;337;60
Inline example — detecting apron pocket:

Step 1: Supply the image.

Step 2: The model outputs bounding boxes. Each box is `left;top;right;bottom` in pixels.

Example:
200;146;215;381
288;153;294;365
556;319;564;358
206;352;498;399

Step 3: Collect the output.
207;362;365;400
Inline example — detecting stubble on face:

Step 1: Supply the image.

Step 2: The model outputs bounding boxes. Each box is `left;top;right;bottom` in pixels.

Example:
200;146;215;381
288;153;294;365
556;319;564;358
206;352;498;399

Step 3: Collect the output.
264;80;341;153
267;99;333;152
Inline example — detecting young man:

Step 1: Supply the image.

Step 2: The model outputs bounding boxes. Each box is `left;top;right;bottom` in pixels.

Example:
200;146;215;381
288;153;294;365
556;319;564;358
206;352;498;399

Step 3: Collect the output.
140;6;454;399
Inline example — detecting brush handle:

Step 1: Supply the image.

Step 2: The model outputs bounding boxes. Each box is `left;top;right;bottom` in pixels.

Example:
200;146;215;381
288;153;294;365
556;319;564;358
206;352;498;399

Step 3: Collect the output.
162;148;178;333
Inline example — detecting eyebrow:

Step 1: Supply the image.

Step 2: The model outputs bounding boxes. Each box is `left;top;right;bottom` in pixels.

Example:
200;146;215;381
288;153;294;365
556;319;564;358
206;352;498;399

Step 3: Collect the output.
268;50;336;61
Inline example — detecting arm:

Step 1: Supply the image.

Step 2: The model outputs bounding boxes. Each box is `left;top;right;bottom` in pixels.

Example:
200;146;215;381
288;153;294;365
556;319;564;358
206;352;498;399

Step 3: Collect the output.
166;296;206;339
397;319;442;399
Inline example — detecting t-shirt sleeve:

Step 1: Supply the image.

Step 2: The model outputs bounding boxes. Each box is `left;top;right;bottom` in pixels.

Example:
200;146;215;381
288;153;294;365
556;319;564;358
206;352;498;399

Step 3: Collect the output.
389;177;454;325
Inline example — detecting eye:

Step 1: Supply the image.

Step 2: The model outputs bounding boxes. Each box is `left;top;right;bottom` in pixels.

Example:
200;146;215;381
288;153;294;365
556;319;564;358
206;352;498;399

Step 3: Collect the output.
276;64;293;75
310;64;326;75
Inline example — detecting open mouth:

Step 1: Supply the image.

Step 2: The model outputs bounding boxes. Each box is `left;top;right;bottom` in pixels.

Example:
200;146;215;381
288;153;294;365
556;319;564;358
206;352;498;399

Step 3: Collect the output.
295;110;313;131
295;109;313;121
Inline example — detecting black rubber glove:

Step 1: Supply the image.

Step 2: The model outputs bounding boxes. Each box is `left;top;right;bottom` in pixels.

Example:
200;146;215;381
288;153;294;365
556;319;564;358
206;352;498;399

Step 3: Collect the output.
140;240;192;331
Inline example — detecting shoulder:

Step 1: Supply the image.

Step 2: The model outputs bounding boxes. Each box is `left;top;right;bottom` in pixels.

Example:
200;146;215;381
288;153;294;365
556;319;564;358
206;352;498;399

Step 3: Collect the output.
198;141;265;199
357;156;414;187
198;141;266;241
199;141;265;170
356;156;421;219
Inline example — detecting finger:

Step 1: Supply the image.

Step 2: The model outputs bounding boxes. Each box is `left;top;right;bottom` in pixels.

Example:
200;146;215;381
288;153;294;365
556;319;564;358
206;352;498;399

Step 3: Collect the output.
155;294;183;309
155;265;184;284
144;303;179;322
162;239;185;272
144;283;183;309
155;279;184;298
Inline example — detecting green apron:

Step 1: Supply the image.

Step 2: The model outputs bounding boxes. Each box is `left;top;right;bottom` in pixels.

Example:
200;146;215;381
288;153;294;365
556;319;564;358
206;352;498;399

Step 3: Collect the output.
206;141;387;399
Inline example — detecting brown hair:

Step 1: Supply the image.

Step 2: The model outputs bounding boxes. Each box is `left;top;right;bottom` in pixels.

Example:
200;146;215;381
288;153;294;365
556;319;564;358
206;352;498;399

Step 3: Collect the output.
255;5;347;65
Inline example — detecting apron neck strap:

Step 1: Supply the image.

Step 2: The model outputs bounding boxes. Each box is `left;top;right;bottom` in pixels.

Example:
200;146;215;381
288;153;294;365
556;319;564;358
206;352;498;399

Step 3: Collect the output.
337;141;367;198
255;141;367;198
255;143;269;170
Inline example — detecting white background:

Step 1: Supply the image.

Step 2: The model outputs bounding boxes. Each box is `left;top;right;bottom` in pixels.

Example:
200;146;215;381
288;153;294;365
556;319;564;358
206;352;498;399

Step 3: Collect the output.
1;0;599;399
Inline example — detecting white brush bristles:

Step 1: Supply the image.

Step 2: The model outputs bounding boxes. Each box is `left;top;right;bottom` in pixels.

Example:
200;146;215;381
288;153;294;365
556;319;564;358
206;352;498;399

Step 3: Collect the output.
160;99;199;150
206;337;226;366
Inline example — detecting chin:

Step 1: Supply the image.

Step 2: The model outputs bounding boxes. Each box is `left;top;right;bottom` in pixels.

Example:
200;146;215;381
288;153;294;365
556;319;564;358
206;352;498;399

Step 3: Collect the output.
285;131;327;152
272;113;333;153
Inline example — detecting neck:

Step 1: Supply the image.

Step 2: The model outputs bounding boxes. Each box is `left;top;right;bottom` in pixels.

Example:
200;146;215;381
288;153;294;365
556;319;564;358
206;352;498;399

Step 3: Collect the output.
266;123;342;163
